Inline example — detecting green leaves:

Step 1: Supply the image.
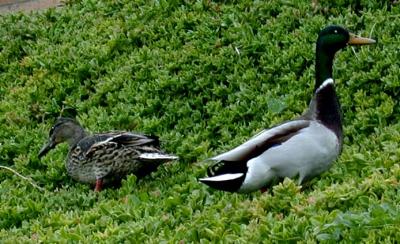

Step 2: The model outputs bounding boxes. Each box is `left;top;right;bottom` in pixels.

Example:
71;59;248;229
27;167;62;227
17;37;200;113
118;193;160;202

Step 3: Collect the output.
1;0;399;242
314;203;400;241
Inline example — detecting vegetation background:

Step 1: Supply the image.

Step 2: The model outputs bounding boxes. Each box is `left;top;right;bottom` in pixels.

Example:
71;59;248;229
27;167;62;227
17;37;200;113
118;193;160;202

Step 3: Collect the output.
0;0;399;242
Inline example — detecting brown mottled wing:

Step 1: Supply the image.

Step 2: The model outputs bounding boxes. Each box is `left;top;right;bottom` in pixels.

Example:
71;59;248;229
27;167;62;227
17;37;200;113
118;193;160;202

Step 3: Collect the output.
83;132;159;159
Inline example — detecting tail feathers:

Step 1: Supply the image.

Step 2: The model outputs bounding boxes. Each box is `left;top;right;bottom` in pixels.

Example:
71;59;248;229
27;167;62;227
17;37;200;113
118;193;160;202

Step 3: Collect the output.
138;153;178;161
199;173;246;192
200;160;248;192
207;160;248;177
199;173;244;182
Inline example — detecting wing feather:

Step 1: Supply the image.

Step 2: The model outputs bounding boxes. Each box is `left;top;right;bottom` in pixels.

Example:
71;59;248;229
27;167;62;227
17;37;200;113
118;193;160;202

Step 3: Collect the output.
211;120;310;162
83;132;159;159
106;132;159;146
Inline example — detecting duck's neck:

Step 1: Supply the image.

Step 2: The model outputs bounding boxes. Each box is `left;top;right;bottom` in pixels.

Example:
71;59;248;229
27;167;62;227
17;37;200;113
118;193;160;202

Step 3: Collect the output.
315;47;334;91
66;125;87;148
312;48;343;142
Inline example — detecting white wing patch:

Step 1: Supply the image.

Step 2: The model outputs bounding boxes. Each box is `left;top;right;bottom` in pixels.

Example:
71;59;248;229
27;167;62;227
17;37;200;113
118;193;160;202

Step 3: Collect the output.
199;173;244;182
139;153;178;160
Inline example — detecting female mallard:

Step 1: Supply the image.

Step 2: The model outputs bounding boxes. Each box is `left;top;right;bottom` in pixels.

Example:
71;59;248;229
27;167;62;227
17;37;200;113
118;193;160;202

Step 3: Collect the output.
38;117;178;191
199;25;376;193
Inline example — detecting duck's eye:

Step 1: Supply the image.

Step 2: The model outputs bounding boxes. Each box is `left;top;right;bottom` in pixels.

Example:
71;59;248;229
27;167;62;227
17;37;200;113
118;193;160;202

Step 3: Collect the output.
49;126;55;136
334;30;338;34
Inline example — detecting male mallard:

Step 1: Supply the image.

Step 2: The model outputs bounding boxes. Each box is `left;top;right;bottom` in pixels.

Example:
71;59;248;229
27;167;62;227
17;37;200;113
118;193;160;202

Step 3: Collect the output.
199;25;376;193
38;117;178;191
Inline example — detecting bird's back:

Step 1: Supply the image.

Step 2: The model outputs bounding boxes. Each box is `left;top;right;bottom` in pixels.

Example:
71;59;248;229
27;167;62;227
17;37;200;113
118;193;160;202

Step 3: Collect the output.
66;132;171;185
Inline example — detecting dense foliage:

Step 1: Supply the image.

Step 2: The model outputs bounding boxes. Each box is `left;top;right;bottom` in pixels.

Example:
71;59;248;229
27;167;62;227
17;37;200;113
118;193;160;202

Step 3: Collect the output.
0;0;399;242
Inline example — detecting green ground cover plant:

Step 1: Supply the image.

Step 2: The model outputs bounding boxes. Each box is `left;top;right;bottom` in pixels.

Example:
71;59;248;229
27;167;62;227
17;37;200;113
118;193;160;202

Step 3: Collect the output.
0;0;399;242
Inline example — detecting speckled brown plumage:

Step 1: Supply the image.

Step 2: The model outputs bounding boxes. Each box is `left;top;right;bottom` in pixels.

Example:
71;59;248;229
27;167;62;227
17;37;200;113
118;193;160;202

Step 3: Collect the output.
38;117;178;191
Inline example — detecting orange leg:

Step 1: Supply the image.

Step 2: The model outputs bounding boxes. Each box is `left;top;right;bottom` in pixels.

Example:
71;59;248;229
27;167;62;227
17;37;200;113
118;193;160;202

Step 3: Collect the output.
95;179;103;192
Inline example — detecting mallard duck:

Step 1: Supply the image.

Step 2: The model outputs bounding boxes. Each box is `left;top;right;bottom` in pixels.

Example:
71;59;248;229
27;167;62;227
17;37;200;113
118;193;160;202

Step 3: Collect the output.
38;117;178;191
199;25;376;193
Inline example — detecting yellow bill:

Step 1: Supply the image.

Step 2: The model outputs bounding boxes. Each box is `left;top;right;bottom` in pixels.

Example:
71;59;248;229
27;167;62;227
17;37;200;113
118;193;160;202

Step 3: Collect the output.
348;33;376;45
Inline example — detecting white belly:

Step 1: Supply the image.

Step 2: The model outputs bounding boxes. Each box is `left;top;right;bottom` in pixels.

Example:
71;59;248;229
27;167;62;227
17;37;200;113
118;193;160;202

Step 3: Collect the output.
239;121;340;192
